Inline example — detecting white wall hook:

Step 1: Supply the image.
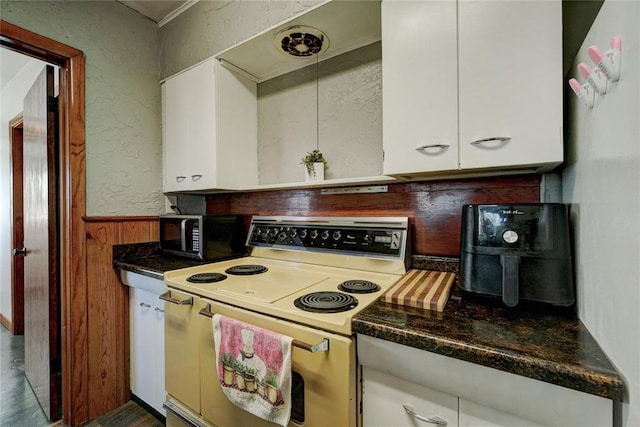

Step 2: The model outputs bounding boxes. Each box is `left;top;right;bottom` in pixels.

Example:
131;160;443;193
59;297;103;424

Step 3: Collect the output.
577;62;607;95
569;78;594;109
587;35;622;82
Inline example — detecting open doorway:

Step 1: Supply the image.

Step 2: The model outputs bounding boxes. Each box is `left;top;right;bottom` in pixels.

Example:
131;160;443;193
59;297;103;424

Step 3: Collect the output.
1;20;87;426
9;113;24;336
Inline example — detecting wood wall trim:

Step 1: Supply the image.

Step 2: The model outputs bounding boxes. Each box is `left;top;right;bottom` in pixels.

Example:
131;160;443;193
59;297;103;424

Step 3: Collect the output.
0;312;12;332
84;218;158;419
83;216;160;223
1;19;88;426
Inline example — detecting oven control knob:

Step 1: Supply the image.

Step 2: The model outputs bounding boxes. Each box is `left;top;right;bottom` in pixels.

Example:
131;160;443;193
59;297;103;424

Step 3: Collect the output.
270;228;279;237
289;229;297;238
502;230;519;244
261;228;269;239
332;231;341;241
310;230;318;239
299;229;308;239
278;231;287;241
321;230;330;240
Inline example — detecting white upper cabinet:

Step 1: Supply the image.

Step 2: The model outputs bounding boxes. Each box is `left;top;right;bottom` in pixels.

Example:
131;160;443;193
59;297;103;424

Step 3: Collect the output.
162;58;257;192
382;0;563;178
457;0;563;170
382;0;459;176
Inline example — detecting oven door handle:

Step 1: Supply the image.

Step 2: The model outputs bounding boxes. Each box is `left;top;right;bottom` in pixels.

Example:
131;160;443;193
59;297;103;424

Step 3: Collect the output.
199;304;330;353
159;291;193;306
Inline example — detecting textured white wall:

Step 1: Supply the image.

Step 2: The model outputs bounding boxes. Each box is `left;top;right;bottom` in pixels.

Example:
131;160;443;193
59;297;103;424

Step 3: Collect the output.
161;0;381;184
258;42;382;184
0;57;48;324
1;0;164;216
563;1;640;424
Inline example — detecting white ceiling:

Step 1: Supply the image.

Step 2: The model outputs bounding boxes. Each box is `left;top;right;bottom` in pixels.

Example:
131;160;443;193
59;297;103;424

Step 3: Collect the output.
0;49;43;91
118;0;190;23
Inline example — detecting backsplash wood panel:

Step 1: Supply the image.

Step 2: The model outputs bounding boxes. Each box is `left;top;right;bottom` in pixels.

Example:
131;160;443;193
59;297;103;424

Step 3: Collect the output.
206;175;541;257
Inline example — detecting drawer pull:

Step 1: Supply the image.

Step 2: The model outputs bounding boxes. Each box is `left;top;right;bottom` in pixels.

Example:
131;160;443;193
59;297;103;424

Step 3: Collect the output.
154;307;164;313
159;291;193;306
191;174;203;180
403;404;447;425
469;136;511;146
415;144;450;152
175;176;186;182
199;304;330;353
139;302;151;308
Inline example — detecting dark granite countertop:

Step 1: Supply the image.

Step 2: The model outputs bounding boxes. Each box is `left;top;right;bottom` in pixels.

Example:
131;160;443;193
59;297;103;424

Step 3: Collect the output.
115;248;624;401
353;290;625;401
113;242;208;280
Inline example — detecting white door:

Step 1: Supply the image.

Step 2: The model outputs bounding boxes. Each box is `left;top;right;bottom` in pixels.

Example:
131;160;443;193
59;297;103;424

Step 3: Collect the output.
22;64;61;421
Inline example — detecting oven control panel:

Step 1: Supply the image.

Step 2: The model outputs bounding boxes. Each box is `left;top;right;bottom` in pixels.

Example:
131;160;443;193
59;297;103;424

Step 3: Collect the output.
246;216;409;259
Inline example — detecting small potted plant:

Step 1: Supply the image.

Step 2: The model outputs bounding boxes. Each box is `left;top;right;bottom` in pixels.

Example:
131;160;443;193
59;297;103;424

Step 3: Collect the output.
300;149;327;181
243;367;257;393
256;376;266;398
265;369;279;403
220;353;235;386
234;362;246;390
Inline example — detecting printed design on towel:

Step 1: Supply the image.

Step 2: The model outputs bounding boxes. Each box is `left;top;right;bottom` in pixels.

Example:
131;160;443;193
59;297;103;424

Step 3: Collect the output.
214;314;292;426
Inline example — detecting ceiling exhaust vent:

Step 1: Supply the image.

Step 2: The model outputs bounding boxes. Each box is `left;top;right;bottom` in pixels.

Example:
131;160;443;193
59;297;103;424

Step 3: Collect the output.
275;25;329;58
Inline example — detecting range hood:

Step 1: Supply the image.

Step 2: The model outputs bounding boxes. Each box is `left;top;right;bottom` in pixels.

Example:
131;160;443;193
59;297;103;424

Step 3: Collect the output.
216;0;381;83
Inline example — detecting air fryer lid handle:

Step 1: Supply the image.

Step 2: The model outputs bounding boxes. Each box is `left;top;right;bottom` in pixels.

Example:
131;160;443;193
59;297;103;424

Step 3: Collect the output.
500;254;520;307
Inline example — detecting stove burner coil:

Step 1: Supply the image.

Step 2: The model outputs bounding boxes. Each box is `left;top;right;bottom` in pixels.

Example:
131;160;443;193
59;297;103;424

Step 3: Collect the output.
186;272;227;283
338;280;381;294
294;292;358;313
225;264;269;275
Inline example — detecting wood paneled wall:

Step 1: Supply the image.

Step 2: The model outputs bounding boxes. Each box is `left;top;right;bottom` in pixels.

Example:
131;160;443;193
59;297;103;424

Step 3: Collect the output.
83;216;158;420
206;175;541;257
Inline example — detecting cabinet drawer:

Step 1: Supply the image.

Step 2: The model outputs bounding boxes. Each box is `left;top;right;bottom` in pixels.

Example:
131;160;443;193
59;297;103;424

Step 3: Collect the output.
362;367;458;427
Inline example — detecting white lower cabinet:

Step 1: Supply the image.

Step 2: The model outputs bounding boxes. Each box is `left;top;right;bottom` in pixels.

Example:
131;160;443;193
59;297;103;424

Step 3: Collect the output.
362;367;458;427
129;286;166;415
459;398;543;427
358;335;613;427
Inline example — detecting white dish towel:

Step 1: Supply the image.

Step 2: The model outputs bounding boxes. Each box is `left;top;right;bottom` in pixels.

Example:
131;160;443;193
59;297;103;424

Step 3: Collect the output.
213;314;293;427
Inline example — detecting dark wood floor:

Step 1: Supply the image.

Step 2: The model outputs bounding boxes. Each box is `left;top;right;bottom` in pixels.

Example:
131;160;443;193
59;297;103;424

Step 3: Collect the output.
0;325;162;427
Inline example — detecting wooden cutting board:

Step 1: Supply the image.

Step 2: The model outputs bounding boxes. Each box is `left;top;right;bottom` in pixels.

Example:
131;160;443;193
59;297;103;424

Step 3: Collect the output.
382;270;456;312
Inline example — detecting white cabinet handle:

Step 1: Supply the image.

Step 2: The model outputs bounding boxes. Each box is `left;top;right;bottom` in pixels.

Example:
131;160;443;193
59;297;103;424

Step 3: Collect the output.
403;404;447;425
191;174;203;181
415;144;450;151
175;176;186;182
469;136;511;146
139;302;151;308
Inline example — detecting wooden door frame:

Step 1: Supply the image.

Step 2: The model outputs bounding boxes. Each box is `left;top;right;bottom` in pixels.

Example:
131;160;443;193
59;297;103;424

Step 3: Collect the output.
9;113;24;335
1;20;88;426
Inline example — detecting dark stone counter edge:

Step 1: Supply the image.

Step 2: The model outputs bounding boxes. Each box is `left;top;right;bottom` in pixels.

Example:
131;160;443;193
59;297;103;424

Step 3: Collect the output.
353;316;625;402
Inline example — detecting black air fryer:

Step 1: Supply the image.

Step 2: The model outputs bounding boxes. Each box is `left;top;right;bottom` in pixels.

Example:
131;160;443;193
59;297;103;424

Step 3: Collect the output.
459;204;574;307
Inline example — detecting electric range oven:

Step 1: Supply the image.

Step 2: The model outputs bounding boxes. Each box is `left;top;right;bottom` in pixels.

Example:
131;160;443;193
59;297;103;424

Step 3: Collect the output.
162;216;409;427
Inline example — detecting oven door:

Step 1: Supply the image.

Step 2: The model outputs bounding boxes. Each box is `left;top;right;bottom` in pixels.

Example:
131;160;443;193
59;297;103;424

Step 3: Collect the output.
199;298;357;427
163;289;202;413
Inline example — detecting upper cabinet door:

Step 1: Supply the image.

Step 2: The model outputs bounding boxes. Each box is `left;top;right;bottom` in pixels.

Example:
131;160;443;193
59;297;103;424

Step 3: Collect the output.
162;70;191;192
458;0;563;170
185;59;217;190
382;0;459;176
162;58;217;192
